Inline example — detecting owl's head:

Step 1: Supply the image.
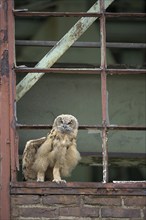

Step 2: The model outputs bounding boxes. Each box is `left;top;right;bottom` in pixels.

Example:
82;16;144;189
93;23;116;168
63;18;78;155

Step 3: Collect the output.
53;114;78;134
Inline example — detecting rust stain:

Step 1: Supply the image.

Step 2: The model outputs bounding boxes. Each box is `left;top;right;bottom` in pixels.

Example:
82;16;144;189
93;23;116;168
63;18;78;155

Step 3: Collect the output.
0;29;8;44
1;50;9;76
3;0;8;21
74;21;84;39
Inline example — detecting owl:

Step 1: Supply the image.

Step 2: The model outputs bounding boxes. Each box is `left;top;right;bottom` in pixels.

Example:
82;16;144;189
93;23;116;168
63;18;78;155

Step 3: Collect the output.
22;114;81;183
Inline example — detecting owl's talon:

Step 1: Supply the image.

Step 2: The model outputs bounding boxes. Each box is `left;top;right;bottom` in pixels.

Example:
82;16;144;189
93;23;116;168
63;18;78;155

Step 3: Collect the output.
52;179;66;184
37;178;44;182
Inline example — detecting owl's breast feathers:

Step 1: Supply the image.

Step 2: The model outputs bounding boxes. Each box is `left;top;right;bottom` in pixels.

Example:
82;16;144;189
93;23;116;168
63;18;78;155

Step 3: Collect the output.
47;128;80;177
49;128;76;149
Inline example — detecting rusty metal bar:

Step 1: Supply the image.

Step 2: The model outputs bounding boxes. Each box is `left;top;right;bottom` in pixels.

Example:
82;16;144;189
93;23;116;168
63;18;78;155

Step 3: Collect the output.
105;12;146;18
14;67;146;75
13;11;101;17
0;0;16;219
0;2;11;220
15;67;102;74
15;40;146;49
15;40;97;47
100;0;109;183
106;69;146;74
8;10;18;182
107;125;146;131
16;124;146;131
13;11;146;18
18;151;145;159
80;152;146;159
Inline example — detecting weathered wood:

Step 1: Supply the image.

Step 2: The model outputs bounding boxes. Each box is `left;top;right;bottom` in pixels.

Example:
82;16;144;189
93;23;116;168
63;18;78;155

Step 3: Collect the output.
16;0;114;101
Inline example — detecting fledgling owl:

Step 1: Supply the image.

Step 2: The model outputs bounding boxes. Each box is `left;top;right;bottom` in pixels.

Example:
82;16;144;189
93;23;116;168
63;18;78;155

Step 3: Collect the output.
22;114;81;183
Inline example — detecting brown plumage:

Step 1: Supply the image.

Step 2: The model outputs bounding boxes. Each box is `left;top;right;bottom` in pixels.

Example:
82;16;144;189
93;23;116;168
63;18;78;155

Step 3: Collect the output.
22;114;81;183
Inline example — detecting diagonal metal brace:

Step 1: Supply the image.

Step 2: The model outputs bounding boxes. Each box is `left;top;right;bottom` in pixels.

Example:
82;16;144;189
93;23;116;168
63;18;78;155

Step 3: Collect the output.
16;0;114;101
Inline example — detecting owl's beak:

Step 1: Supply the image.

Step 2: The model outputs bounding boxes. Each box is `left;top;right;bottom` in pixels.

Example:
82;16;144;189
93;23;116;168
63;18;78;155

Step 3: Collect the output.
61;123;72;133
63;124;68;129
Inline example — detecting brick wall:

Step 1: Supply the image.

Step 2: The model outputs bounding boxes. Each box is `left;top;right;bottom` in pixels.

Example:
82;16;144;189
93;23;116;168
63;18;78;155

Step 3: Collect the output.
11;194;146;219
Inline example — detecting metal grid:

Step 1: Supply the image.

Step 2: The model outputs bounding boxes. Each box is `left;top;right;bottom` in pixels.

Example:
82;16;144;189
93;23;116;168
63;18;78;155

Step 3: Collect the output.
13;0;146;183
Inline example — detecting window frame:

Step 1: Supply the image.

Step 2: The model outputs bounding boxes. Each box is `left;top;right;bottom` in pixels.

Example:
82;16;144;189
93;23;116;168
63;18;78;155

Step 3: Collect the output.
12;0;146;184
2;1;146;220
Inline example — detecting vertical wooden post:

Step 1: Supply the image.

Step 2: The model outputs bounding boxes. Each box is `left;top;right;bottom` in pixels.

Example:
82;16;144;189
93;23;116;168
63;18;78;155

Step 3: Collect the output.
0;0;15;219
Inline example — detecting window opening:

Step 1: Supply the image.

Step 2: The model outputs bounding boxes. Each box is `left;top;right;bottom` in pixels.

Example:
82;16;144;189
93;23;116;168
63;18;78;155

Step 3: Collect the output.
12;0;146;183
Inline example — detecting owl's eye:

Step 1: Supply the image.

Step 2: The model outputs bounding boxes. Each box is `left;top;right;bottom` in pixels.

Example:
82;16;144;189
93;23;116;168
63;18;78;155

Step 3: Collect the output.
68;120;73;125
58;117;63;124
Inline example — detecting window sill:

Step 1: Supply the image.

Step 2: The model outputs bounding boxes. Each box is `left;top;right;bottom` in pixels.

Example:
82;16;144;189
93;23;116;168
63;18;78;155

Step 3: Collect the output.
10;181;146;196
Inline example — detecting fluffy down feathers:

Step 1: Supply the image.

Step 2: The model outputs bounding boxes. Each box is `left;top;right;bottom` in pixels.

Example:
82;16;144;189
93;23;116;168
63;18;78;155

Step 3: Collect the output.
22;114;81;183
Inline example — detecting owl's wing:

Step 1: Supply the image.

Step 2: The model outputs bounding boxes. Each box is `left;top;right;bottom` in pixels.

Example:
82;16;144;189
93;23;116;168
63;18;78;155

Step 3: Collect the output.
22;137;47;180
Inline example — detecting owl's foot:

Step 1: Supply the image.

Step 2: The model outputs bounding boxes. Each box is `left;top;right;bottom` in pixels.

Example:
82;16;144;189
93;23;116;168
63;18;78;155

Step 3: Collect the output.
52;179;66;184
37;178;44;182
37;172;45;182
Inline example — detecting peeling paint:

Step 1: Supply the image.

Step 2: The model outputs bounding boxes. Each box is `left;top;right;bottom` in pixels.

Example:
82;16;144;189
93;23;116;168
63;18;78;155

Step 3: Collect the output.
1;50;9;76
3;0;8;22
0;29;8;44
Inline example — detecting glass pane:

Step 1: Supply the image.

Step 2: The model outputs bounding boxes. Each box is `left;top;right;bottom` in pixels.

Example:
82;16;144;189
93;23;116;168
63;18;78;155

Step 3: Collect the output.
107;130;146;181
106;0;146;13
107;75;146;125
108;131;146;153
